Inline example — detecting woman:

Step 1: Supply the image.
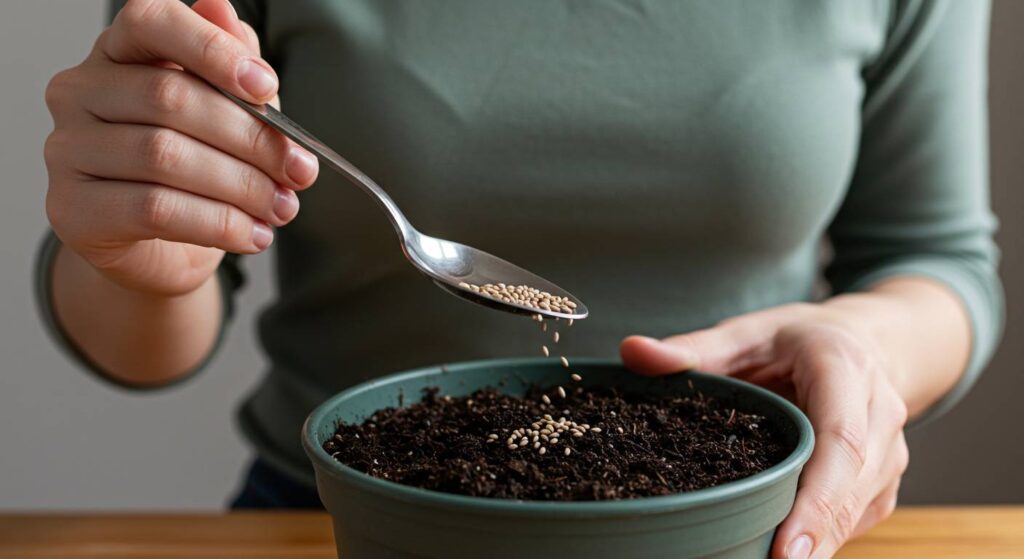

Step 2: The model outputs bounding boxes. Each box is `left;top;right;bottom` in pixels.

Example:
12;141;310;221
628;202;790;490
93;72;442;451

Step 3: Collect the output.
38;0;1001;557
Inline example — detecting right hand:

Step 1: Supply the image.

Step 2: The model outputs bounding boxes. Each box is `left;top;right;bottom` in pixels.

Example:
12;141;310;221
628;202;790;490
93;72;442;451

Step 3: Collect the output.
44;0;319;296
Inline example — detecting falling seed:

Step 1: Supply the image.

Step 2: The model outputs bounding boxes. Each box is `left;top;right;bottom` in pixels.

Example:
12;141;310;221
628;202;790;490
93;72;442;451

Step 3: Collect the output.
541;395;551;405
568;318;574;327
557;386;567;398
560;356;569;368
542;346;550;357
553;332;560;343
542;322;548;332
564;447;571;456
570;373;582;382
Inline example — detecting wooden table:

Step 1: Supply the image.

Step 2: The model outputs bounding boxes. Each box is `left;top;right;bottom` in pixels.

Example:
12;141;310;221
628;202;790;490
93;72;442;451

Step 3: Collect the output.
1;507;1022;558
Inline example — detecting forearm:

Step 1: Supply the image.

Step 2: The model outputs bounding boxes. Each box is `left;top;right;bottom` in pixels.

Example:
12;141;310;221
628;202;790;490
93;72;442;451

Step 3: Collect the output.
823;276;971;418
51;244;223;387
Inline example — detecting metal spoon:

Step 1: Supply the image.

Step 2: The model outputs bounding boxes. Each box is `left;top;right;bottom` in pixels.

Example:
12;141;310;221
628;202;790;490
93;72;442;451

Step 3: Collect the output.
218;89;588;320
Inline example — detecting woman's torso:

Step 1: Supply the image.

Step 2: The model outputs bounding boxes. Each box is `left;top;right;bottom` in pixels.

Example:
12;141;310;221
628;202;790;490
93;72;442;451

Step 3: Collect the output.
237;0;890;481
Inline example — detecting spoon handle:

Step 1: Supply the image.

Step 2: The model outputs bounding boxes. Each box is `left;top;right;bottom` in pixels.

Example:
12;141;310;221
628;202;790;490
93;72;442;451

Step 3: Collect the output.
216;87;413;238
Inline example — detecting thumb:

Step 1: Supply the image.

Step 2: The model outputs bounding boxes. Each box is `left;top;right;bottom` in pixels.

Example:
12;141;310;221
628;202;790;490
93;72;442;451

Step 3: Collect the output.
192;0;250;47
621;317;775;377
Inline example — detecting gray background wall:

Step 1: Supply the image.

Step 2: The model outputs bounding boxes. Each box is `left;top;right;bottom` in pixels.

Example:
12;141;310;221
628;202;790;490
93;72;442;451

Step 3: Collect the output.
0;1;1020;509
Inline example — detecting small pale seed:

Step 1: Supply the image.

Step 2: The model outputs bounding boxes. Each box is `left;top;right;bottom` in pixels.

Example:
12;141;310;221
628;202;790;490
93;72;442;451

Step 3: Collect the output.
542;345;549;357
564;447;571;456
541;395;551;404
570;373;582;382
553;332;560;343
557;386;566;398
560;356;569;368
539;447;547;455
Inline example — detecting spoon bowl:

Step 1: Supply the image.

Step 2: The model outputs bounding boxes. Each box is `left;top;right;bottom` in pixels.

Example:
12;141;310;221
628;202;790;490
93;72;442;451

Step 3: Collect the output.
220;89;588;321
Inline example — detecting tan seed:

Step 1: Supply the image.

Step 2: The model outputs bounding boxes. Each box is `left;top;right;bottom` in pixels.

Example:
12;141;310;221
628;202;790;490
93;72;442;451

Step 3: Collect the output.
570;373;582;382
541;395;551;404
568;319;574;327
560;356;569;368
564;447;571;456
557;386;566;398
539;447;547;455
509;444;518;450
553;332;560;343
542;345;550;357
591;427;602;433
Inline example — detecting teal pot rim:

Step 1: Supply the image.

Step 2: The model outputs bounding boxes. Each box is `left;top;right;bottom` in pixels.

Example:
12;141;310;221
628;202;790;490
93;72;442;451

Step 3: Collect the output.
303;357;814;517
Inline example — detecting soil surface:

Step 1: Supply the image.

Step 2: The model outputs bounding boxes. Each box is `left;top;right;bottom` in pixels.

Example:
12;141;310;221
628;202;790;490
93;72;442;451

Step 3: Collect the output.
323;384;790;501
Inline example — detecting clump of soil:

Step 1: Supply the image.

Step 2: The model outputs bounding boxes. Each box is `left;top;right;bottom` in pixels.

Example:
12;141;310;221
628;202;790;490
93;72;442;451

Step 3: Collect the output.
323;385;790;501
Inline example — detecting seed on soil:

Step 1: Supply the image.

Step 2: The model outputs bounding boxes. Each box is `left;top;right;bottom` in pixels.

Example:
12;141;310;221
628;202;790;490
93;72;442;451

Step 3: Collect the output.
539;446;547;455
564;447;572;456
541;395;551;404
570;373;582;382
560;356;569;368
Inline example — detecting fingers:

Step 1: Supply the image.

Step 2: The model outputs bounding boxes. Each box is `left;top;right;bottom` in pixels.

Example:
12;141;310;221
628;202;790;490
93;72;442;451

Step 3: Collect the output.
65;64;317;189
98;0;277;103
191;0;249;46
851;479;901;539
772;331;907;558
57;123;299;228
52;179;272;254
620;312;782;376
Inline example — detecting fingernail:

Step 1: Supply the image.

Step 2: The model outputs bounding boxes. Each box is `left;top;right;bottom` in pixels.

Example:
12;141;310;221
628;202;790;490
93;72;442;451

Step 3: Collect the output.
237;58;277;100
273;188;299;222
285;146;318;185
252;222;274;250
224;0;238;19
786;535;813;559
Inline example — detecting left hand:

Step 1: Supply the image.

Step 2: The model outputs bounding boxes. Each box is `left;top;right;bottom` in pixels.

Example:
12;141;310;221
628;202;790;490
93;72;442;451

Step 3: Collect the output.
621;303;910;559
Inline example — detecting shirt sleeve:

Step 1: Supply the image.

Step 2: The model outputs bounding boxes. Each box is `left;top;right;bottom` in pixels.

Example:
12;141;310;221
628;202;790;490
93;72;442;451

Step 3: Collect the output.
826;0;1004;423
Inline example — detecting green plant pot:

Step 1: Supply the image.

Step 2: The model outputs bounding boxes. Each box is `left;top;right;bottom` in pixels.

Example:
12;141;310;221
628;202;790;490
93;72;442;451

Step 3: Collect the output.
303;358;814;559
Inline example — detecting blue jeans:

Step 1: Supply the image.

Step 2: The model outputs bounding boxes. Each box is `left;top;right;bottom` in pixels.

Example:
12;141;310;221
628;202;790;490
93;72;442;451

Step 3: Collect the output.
229;459;323;510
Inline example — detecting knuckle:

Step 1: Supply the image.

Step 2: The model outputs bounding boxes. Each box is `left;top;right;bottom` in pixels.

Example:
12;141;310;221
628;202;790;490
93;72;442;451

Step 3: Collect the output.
894;437;910;474
197;28;234;65
141;128;185;171
237;165;267;210
139;188;177;230
146;71;192;114
44;69;75;112
217;205;247;245
833;497;860;542
44;187;72;232
117;0;163;34
245;117;276;158
43;130;71;169
828;421;868;471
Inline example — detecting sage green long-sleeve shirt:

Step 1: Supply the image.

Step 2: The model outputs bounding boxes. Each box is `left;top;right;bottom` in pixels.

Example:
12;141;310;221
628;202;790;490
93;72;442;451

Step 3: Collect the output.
38;0;1002;486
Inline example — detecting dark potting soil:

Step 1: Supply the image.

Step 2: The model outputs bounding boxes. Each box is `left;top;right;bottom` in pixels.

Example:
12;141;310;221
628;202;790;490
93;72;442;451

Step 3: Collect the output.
323;385;790;501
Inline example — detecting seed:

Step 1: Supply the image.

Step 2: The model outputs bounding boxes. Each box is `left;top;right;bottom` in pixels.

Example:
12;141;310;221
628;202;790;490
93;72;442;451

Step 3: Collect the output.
617;427;624;433
572;431;583;438
539;447;547;455
550;437;559;444
509;444;518;450
542;345;549;357
534;441;541;449
458;282;470;289
560;356;569;368
568;318;574;327
591;427;602;433
488;433;498;440
557;386;566;398
570;373;582;382
564;447;571;456
553;332;560;343
542;322;548;332
541;395;551;404
520;437;528;445
566;301;577;309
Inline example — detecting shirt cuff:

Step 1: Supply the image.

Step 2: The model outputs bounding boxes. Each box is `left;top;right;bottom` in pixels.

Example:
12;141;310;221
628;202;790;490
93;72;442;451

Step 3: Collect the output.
841;257;1004;427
